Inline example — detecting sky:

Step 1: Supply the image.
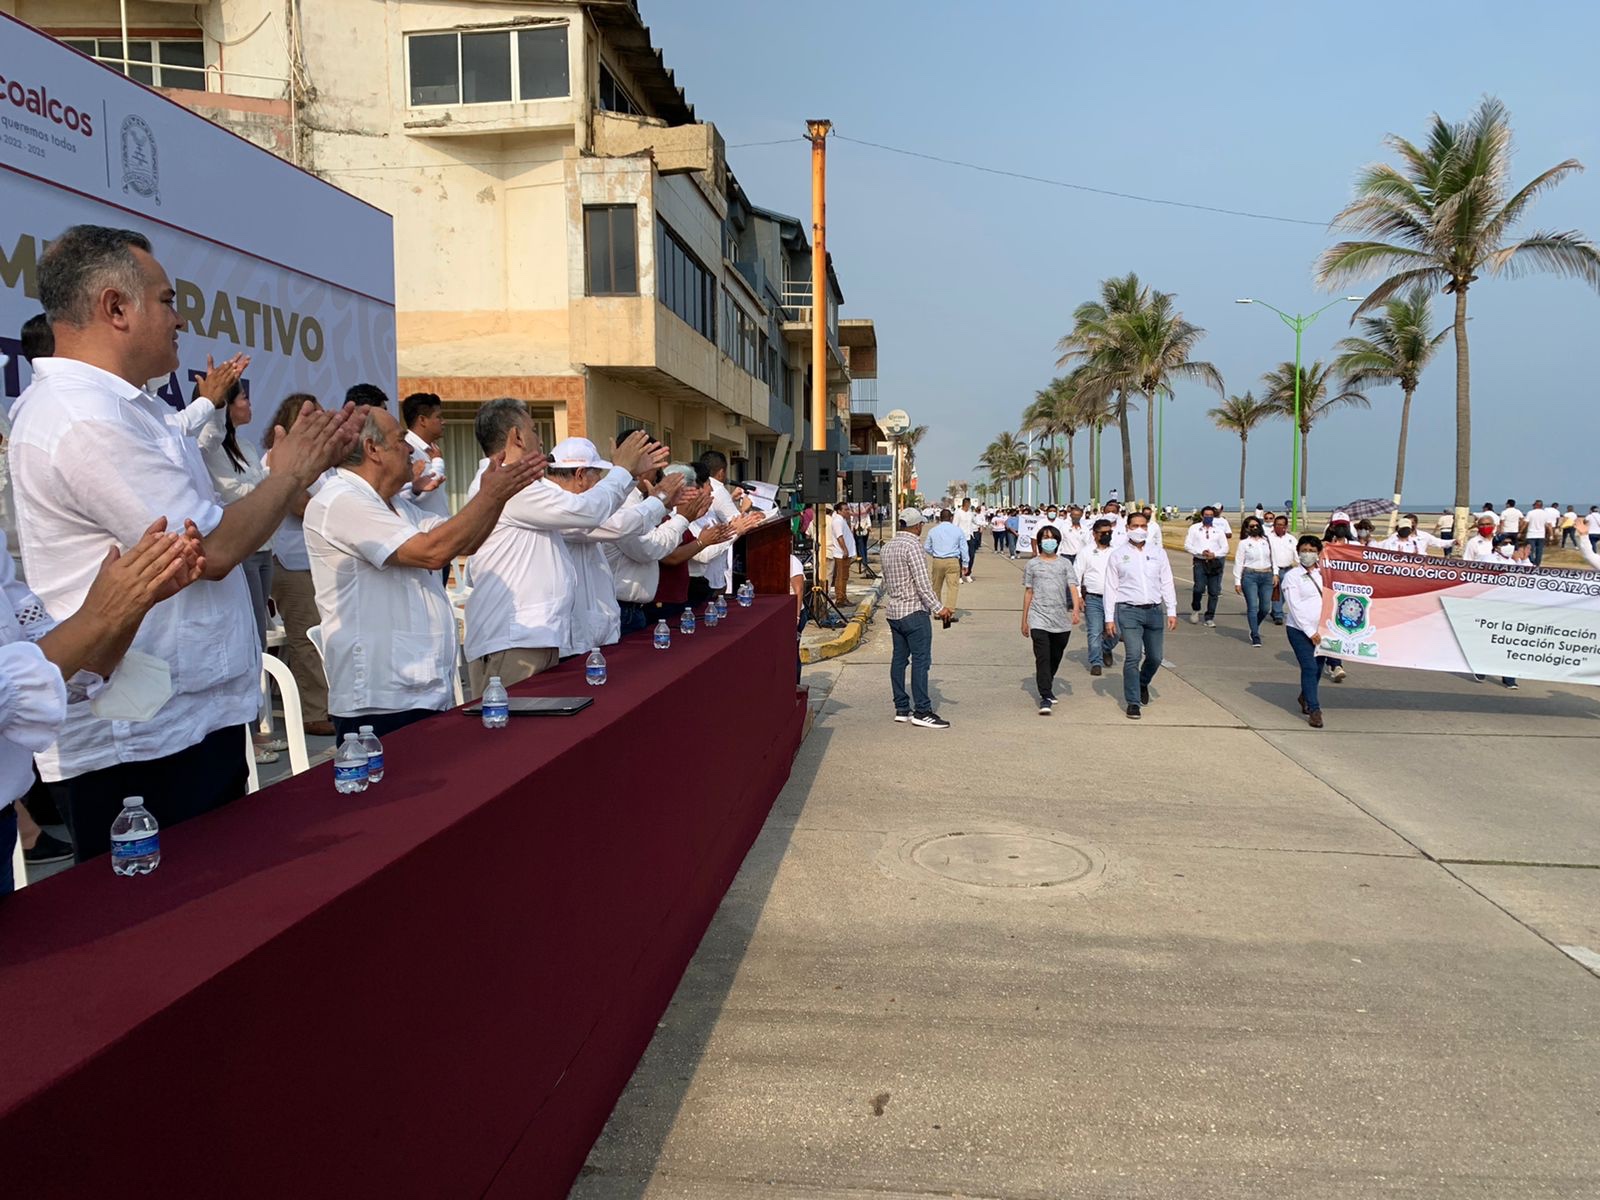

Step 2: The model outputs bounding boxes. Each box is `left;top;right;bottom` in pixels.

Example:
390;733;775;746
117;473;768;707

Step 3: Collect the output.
643;0;1600;511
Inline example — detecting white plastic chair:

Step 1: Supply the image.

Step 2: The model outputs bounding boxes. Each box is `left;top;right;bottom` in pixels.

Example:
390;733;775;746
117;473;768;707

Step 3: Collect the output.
246;651;312;794
10;830;25;892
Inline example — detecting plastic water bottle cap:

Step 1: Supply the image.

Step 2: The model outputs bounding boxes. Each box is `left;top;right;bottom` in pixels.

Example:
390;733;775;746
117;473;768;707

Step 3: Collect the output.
122;796;143;808
359;724;374;734
343;732;361;742
488;676;502;686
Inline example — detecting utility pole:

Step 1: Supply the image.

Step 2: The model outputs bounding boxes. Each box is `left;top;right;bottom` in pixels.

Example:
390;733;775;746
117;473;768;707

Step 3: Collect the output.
808;119;832;612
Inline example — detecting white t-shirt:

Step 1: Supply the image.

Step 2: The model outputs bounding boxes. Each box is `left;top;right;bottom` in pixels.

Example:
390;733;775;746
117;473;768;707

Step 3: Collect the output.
828;512;856;556
404;429;453;520
1587;511;1600;535
1523;508;1557;539
1499;506;1524;534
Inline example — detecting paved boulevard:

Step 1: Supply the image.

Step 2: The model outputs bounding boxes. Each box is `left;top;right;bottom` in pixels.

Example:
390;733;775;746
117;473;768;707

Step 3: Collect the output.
575;546;1600;1199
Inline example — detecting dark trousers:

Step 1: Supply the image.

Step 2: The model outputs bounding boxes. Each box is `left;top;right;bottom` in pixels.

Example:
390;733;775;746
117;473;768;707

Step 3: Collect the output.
1287;626;1322;713
1561;527;1578;549
619;602;649;636
0;803;16;897
1030;628;1070;699
1527;538;1545;566
889;611;933;715
687;577;713;609
1114;602;1165;705
967;531;983;573
1191;558;1222;618
47;724;248;864
333;708;437;743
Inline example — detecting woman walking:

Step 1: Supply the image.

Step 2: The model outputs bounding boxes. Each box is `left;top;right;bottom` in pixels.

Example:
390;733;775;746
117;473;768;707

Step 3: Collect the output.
1232;516;1274;647
1020;524;1080;715
1280;534;1327;728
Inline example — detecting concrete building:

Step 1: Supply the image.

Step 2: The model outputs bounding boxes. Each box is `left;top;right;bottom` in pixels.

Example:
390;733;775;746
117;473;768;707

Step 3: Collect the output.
11;0;869;502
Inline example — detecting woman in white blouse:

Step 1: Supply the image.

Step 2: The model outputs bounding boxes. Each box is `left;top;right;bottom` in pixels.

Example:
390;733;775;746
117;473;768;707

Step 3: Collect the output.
1279;533;1327;728
198;382;280;761
1231;516;1274;647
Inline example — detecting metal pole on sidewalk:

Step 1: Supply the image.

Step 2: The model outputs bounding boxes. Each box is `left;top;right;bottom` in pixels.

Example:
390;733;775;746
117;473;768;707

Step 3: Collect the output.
808;119;832;613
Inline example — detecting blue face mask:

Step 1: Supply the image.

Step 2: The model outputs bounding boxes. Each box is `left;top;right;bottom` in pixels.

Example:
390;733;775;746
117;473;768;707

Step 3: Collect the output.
1040;538;1059;554
1202;515;1214;527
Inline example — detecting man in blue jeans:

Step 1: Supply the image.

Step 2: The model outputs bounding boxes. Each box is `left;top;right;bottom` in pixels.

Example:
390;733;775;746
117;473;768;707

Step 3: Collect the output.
1102;511;1177;719
879;510;954;728
1075;518;1118;674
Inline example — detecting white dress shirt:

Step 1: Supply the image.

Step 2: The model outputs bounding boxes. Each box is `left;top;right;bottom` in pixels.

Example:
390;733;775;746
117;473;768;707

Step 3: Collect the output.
463;463;634;661
0;551;68;808
1461;534;1497;562
952;506;981;536
1232;535;1274;583
604;490;692;604
9;357;258;781
1265;531;1297;569
1280;565;1324;636
1102;540;1177;616
404;429;453;520
562;496;668;656
304;469;455;717
1184;522;1230;559
1059;522;1090;558
267;462;333;572
1075;543;1113;594
198;420;273;551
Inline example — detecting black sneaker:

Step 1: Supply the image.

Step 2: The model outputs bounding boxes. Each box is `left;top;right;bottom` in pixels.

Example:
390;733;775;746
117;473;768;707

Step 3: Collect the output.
23;830;73;865
1038;696;1054;716
1140;685;1150;705
1126;703;1142;720
911;711;950;729
1090;665;1103;676
893;712;911;723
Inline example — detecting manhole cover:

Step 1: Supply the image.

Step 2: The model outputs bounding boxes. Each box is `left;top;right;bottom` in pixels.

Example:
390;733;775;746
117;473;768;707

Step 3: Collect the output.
908;831;1095;889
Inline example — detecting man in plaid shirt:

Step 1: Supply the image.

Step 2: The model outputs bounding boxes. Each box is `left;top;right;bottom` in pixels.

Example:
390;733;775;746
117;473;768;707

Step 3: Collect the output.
880;510;954;728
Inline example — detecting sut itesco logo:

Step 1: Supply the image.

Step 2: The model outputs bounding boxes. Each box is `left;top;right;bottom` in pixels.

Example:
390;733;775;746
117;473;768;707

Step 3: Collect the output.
1323;583;1381;659
120;114;158;204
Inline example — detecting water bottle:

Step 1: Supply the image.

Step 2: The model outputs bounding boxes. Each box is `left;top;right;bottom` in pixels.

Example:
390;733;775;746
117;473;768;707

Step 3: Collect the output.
653;619;671;650
738;581;754;608
585;647;608;686
481;675;510;729
715;592;729;619
357;724;384;784
681;606;696;636
334;733;369;793
703;602;719;628
110;797;160;876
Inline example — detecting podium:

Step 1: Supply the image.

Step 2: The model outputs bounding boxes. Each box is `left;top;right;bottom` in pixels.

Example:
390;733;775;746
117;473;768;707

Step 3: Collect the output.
740;513;796;595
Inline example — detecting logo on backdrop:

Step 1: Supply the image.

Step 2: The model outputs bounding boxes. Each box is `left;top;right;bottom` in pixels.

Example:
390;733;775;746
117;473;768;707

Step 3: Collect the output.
1323;582;1380;659
120;114;158;203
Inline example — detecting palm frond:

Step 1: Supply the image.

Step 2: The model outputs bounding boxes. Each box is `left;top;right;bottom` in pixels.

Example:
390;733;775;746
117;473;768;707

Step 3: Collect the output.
1485;230;1600;289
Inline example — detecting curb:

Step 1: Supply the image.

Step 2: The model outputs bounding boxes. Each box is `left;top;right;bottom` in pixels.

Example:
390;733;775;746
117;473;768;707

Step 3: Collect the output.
800;588;881;664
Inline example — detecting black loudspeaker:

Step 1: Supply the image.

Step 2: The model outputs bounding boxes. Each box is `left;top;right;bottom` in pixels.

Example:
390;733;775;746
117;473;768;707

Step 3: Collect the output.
798;450;840;504
846;470;871;502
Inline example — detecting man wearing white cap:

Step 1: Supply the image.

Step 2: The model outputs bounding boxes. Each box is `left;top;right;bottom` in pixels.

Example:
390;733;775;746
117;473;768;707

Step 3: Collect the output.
880;508;954;728
463;405;666;691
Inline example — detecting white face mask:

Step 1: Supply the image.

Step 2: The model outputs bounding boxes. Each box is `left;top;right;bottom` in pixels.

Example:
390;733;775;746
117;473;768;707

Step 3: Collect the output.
1497;543;1515;558
1127;527;1148;545
1298;550;1319;568
89;650;173;723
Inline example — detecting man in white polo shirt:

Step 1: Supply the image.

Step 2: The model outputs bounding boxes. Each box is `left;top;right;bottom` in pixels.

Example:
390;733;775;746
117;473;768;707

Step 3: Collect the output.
306;405;543;740
1520;499;1557;566
1497;498;1525;547
10;225;359;861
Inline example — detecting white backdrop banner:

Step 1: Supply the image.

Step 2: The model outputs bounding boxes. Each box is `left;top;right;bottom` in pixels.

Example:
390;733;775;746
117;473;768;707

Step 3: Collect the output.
1;14;394;420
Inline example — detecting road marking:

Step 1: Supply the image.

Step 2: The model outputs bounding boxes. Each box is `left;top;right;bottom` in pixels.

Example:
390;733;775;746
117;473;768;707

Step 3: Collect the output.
1557;945;1600;975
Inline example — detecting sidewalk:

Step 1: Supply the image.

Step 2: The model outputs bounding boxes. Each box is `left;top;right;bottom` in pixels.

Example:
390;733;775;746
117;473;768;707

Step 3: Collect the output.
576;550;1600;1197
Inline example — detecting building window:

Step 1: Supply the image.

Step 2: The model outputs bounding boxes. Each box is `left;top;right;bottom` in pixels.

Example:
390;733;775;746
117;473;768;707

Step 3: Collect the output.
584;206;638;295
406;24;569;107
617;413;655;440
60;37;207;90
655;221;715;342
597;62;640;115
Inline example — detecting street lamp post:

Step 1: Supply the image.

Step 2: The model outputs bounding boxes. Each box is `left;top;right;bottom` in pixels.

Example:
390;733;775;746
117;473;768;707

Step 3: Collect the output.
1234;295;1363;532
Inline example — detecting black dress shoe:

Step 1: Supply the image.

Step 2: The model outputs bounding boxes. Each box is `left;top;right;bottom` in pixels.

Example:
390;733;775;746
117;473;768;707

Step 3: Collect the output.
1296;693;1310;715
1126;703;1141;719
23;830;73;865
1090;665;1102;676
1139;685;1150;705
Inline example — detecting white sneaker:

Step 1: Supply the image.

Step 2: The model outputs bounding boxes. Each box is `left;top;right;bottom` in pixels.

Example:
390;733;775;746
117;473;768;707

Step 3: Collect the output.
1189;612;1200;624
1204;618;1216;627
1330;666;1347;683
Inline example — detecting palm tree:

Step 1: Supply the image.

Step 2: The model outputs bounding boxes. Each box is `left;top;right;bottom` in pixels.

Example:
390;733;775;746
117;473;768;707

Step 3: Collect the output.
978;431;1029;506
1029;444;1068;505
1022;375;1084;505
1114;288;1225;503
1259;362;1369;516
894;424;928;506
1330;288;1449;531
1316;96;1600;534
1056;273;1145;504
1075;389;1119;504
1207;391;1275;517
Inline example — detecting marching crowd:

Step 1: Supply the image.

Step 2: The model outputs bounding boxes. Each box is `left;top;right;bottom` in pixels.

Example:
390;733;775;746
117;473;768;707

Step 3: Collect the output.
0;225;775;889
879;491;1600;735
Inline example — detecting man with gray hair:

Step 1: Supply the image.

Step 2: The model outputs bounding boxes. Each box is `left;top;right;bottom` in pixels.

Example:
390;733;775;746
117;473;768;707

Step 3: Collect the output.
462;405;668;689
9;225;359;860
305;404;544;740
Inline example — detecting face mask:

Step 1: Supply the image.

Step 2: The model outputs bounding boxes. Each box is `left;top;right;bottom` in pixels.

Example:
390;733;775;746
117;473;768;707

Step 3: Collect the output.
1095;532;1112;546
1202;516;1214;526
1127;528;1148;545
1298;550;1319;568
1478;528;1495;538
1040;538;1059;554
89;650;173;723
1245;526;1261;538
1497;543;1515;558
1397;526;1413;537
